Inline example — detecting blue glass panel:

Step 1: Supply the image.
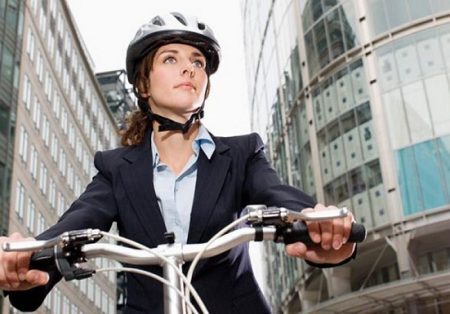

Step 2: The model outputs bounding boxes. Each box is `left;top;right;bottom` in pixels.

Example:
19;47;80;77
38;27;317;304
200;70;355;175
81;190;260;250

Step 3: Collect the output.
409;0;432;20
397;147;423;215
415;140;447;209
437;135;450;200
385;0;410;30
367;0;389;36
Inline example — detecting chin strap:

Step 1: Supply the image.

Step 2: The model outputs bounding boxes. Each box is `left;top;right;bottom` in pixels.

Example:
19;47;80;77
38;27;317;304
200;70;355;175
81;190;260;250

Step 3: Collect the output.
137;99;204;134
148;108;204;133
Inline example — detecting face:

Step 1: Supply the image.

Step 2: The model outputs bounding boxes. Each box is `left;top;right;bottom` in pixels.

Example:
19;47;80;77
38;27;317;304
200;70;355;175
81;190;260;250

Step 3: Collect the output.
144;43;208;122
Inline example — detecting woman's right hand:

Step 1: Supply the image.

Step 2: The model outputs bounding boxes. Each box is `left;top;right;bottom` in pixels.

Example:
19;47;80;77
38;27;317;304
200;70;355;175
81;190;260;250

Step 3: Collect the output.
0;233;49;291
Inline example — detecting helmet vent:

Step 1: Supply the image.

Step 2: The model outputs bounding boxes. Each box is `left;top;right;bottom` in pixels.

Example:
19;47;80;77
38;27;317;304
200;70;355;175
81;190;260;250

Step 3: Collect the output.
172;13;188;26
151;16;164;26
197;23;206;30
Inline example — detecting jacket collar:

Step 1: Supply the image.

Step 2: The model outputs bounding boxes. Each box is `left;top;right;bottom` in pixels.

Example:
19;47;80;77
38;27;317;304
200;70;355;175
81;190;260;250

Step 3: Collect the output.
120;127;231;246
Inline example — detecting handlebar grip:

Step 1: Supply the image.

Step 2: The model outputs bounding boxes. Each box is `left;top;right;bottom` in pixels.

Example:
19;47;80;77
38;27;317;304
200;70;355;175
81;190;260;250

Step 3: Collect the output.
283;221;366;245
29;248;58;272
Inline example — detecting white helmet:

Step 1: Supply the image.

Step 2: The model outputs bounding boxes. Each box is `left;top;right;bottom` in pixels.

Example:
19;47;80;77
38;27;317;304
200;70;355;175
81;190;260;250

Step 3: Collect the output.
126;12;221;84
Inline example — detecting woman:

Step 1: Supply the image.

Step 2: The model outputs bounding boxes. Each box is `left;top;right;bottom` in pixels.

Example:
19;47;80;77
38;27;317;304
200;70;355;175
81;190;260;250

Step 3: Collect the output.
1;12;355;313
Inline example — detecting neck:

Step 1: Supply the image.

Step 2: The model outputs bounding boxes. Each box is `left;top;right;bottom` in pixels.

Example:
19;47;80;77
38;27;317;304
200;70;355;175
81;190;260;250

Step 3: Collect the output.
152;121;200;174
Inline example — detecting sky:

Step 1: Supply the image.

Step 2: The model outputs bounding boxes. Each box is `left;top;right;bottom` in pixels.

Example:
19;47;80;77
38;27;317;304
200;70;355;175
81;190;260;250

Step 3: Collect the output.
66;0;251;136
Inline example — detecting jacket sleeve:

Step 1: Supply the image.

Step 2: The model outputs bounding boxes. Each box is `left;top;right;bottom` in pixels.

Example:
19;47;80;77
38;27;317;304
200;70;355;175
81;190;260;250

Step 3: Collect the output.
8;151;119;311
243;133;316;210
242;133;357;268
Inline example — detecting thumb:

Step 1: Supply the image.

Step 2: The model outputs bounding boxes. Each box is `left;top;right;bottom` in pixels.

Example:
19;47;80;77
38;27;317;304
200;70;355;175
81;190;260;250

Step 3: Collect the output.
26;270;49;286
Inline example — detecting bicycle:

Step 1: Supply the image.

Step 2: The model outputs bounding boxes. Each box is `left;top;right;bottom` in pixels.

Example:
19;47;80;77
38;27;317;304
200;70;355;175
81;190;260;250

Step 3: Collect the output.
3;205;366;314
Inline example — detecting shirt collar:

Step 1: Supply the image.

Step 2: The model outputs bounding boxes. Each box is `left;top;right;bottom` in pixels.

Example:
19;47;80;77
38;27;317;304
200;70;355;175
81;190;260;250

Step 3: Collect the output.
151;124;215;167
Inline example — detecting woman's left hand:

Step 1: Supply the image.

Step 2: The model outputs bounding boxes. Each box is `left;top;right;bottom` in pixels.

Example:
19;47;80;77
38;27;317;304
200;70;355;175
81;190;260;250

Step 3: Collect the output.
285;203;356;265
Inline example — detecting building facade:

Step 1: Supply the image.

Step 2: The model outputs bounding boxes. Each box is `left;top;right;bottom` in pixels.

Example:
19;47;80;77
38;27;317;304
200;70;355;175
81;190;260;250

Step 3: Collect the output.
0;0;24;235
3;0;118;313
96;69;135;131
242;0;450;313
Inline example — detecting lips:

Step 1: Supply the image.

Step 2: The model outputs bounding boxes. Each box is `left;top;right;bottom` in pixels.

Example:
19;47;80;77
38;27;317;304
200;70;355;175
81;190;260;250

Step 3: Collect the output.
175;82;195;90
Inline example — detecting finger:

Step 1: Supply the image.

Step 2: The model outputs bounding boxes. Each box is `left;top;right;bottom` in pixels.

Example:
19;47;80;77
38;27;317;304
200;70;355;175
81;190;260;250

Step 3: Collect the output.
16;251;32;281
25;270;49;286
341;212;351;244
3;233;23;287
285;242;308;258
329;206;344;250
16;237;34;281
304;207;321;243
0;260;11;289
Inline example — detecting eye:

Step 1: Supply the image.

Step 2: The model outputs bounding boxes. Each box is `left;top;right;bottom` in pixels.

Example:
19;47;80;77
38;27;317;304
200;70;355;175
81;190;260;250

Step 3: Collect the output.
192;59;205;69
163;56;176;64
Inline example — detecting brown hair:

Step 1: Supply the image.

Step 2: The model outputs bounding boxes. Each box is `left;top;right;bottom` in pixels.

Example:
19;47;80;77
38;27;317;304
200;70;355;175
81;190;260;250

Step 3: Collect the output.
120;51;156;146
120;46;211;146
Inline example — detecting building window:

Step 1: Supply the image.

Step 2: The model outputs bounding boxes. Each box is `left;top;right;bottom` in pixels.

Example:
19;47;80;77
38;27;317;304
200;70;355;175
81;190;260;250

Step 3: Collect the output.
29;145;38;180
32;97;41;129
26;28;35;62
74;176;81;198
15;181;25;219
52;91;61;118
83;152;89;175
52;288;61;313
46;30;55;58
36;212;46;234
41;115;50;146
30;0;38;14
50;133;58;162
19;126;29;163
22;75;32;110
58;149;66;177
67;164;74;190
57;192;65;217
39;162;48;194
61;108;68;134
49;178;56;209
55;50;62;77
44;71;53;101
26;198;36;232
38;7;47;38
35;52;44;82
88;278;94;302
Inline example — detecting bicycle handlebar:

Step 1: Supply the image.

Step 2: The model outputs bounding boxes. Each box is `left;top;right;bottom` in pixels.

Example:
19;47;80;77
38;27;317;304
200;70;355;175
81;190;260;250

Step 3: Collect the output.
3;206;366;279
7;221;365;276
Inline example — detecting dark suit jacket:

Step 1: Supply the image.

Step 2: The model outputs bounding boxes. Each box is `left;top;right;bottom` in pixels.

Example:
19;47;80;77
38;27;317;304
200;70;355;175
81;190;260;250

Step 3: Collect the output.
9;130;315;313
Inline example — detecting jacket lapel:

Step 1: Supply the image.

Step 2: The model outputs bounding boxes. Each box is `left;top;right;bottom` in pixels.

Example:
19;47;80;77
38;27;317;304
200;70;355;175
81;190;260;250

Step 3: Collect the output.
187;136;231;244
120;129;167;246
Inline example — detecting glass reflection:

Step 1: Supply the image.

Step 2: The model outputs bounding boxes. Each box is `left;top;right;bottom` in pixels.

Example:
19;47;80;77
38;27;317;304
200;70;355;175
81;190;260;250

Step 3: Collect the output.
367;0;389;36
314;20;330;68
386;0;410;30
326;9;345;59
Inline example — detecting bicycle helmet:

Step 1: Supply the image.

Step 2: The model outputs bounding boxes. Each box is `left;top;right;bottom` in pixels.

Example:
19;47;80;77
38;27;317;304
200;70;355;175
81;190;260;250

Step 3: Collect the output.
126;12;221;85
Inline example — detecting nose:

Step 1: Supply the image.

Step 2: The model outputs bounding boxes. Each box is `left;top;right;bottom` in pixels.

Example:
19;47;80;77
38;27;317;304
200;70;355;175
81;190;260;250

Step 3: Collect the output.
181;63;195;78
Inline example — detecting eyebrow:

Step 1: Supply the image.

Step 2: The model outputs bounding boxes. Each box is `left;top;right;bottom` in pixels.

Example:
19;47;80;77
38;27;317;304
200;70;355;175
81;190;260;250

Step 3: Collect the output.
157;49;205;59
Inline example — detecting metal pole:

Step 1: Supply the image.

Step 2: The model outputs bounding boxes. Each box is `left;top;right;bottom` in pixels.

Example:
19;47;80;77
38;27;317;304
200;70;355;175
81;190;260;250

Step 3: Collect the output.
163;255;184;314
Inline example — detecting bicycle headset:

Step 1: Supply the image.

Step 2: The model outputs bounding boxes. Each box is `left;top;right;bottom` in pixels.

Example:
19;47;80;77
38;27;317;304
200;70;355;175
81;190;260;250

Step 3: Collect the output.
125;12;221;133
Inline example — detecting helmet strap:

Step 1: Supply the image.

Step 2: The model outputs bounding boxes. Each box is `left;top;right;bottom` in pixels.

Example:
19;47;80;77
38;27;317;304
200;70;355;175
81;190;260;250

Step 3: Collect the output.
138;97;204;133
148;107;204;134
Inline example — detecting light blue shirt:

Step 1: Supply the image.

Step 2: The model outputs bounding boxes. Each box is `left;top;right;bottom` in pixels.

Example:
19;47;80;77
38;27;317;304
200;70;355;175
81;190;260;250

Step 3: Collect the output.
151;125;215;244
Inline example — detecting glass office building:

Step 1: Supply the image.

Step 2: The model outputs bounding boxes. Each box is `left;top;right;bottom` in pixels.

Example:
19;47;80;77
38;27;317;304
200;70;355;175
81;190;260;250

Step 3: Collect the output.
242;0;450;313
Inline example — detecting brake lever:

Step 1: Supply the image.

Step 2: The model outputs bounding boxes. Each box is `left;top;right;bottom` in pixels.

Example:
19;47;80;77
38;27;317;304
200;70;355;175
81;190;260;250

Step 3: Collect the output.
3;229;103;281
2;229;103;252
245;205;348;226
